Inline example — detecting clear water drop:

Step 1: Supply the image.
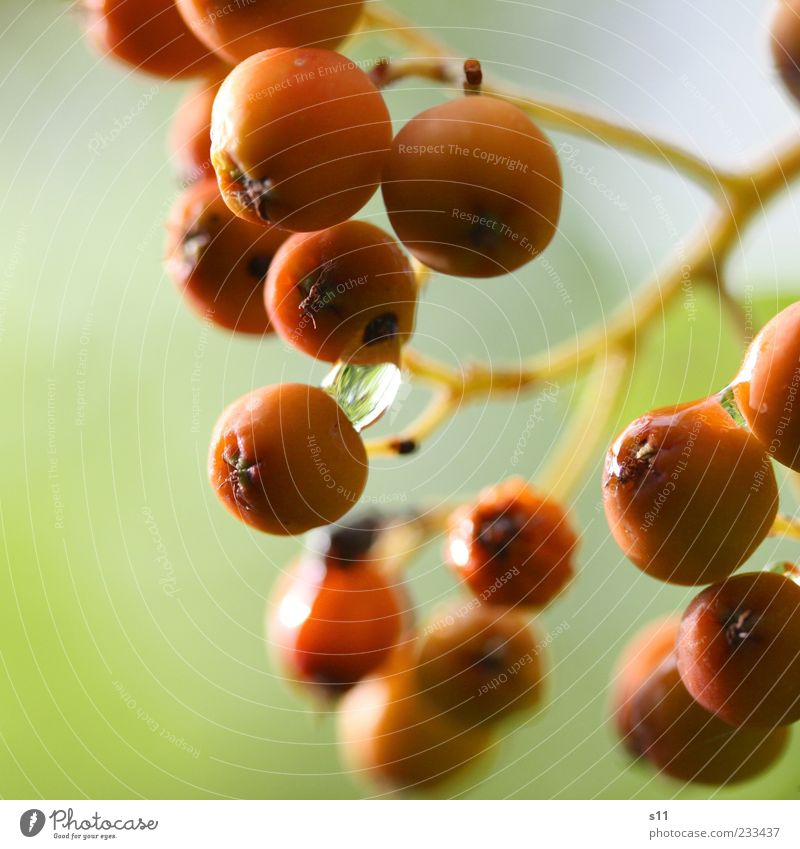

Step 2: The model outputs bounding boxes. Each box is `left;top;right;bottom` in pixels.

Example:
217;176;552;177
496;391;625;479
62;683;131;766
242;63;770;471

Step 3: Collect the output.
322;360;403;432
717;385;747;428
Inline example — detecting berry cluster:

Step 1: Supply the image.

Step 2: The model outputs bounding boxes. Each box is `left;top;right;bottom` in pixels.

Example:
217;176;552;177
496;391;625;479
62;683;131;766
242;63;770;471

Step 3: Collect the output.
605;301;800;783
268;479;577;791
77;0;800;794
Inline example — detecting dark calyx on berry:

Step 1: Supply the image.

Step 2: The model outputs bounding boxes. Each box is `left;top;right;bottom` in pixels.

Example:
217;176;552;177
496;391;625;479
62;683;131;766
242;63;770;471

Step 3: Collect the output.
247;253;273;279
475;508;523;556
363;312;399;345
724;609;757;647
610;435;657;487
222;445;262;509
310;514;385;566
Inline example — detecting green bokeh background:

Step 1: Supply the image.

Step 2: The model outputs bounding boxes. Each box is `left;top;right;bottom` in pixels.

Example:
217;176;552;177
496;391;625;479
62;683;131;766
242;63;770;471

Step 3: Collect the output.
1;0;799;799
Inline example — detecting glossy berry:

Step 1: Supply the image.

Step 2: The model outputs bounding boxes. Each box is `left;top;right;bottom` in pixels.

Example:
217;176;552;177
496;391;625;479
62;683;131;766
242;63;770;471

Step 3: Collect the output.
416;602;546;726
734;301;800;471
169;79;221;185
446;478;577;607
175;0;365;66
677;571;800;728
337;648;493;792
268;548;409;698
772;0;800;105
165;179;289;334
265;221;417;365
381;96;562;278
615;624;789;785
79;0;225;79
603;395;778;586
211;48;391;233
208;383;368;535
612;615;681;745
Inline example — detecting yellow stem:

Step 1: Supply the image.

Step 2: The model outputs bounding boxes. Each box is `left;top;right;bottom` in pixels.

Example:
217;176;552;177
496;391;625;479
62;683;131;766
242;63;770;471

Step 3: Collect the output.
361;5;447;57
770;514;800;542
366;389;459;457
538;349;632;502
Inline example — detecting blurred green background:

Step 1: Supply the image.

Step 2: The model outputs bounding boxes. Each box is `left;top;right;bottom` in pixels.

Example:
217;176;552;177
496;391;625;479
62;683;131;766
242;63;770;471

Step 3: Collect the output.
1;0;799;800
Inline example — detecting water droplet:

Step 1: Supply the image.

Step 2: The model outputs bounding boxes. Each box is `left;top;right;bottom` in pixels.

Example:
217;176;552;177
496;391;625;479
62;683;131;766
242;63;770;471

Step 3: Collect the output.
717;385;747;428
322;361;403;432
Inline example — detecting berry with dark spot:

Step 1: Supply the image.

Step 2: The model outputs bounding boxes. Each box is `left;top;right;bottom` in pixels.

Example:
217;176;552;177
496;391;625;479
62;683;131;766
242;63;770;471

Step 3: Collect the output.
210;48;391;232
382;96;562;277
265;221;417;365
603;396;778;585
165;179;288;334
446;478;577;607
208;383;368;535
677;570;800;727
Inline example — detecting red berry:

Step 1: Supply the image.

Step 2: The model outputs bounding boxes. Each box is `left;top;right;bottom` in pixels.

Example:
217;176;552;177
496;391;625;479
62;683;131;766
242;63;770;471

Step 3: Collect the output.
446;478;577;607
734;301;800;471
603;396;778;585
165;179;289;334
614;618;789;785
265;221;417;365
771;0;800;105
79;0;226;79
169;78;221;185
268;549;409;698
175;0;365;65
211;48;391;232
337;647;493;793
677;571;800;727
415;601;547;726
208;383;368;535
382;96;562;277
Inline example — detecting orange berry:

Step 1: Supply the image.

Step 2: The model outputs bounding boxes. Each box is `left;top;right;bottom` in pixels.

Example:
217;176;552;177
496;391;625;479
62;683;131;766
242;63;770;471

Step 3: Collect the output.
208;383;368;535
265;221;417;365
174;0;365;65
79;0;226;79
603;396;778;585
165;179;289;334
416;602;547;726
734;301;800;471
211;48;391;232
382;96;562;277
268;550;409;698
613;618;789;785
677;571;800;728
446;478;577;607
337;648;493;793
